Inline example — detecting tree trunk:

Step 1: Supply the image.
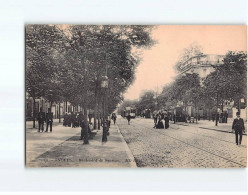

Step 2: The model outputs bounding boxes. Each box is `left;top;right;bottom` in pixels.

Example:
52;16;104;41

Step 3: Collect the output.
65;101;68;112
195;105;198;124
98;112;100;130
208;108;210;121
59;102;61;123
102;88;107;142
215;93;219;126
97;100;101;130
238;98;241;113
83;105;89;144
93;80;98;129
32;97;36;128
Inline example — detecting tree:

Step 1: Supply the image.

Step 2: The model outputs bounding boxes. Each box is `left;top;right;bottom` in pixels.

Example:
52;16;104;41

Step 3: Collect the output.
175;43;203;72
26;25;64;127
157;83;177;110
203;51;247;125
26;25;155;143
171;73;201;104
136;90;156;113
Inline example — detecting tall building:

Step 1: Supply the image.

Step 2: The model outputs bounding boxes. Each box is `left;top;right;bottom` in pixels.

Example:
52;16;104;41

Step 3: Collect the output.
178;54;224;78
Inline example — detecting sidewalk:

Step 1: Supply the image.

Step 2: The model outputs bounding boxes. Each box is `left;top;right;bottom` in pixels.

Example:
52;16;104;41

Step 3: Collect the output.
175;119;247;135
26;121;136;168
26;120;81;165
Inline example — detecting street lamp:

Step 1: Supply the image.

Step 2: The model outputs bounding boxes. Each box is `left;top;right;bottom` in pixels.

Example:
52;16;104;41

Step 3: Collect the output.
101;75;108;142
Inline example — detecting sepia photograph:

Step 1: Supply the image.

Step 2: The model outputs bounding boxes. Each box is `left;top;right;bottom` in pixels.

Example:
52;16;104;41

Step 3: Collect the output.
25;25;247;168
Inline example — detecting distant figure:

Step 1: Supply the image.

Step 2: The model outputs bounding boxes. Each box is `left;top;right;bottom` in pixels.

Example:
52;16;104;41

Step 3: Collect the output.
67;112;71;127
63;113;68;126
173;114;176;124
45;108;53;132
71;112;76;128
164;114;170;129
232;112;245;145
153;113;158;128
37;107;45;132
212;113;215;122
126;114;131;125
216;113;220;123
219;112;223;123
111;113;117;125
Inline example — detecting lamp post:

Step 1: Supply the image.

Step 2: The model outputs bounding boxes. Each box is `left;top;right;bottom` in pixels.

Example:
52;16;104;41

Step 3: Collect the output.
101;75;108;142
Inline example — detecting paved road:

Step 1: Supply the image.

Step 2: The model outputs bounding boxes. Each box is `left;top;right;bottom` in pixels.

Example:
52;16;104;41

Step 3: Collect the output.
117;116;247;168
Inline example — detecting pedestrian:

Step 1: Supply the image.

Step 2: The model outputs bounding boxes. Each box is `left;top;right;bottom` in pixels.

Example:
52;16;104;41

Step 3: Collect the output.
63;113;68;126
111;113;117;125
156;116;164;129
71;112;76;128
127;114;131;125
232;112;245;145
220;112;223;123
216;112;220;123
67;112;71;127
173;114;176;124
212;113;215;122
37;107;45;132
153;112;158;128
45;108;53;132
164;114;169;129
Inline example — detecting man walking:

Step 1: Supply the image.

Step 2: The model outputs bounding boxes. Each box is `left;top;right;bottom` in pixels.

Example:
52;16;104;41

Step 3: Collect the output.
45;108;53;132
164;114;170;129
111;113;117;125
71;112;76;128
127;114;131;125
37;107;45;132
232;112;245;145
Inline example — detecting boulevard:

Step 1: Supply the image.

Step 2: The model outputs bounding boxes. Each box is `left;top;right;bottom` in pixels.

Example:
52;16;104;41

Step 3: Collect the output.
117;116;247;168
26;116;247;168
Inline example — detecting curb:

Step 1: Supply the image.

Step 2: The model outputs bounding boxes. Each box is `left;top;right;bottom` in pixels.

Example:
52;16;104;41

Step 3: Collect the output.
115;123;137;168
199;127;247;136
174;123;247;136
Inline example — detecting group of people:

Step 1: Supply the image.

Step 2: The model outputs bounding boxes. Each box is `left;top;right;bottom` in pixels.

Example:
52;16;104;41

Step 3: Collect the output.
63;112;84;128
212;112;228;123
37;107;53;132
153;111;170;129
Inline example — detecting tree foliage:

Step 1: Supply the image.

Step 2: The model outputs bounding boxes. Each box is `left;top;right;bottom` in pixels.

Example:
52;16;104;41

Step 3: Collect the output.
26;25;155;118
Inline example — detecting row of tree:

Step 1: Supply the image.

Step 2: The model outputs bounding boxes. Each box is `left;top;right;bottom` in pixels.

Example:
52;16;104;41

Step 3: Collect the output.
120;51;247;125
26;25;155;136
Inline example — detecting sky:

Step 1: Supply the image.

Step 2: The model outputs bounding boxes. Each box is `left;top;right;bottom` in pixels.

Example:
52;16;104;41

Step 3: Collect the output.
123;25;247;100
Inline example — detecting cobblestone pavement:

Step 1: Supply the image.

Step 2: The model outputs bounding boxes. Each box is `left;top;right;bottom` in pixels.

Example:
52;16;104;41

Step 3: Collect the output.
117;116;247;168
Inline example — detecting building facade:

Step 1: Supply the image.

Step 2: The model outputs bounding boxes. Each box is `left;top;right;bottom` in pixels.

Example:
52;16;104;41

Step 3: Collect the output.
178;54;246;121
26;93;83;120
178;54;224;78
